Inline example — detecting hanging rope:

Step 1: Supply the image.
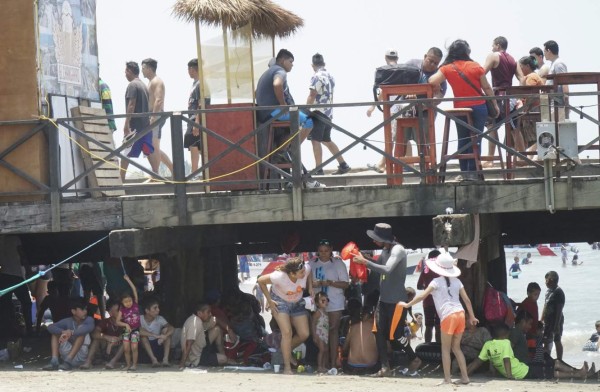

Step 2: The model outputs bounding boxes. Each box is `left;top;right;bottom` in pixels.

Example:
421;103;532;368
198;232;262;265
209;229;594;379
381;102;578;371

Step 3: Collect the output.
0;234;109;298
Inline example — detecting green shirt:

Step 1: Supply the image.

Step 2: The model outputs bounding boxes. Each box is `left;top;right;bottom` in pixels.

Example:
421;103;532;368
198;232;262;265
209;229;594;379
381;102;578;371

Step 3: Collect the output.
478;339;529;380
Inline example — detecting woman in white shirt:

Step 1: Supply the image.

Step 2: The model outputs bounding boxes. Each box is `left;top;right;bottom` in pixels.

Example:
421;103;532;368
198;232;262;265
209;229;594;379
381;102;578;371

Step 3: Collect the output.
258;257;313;374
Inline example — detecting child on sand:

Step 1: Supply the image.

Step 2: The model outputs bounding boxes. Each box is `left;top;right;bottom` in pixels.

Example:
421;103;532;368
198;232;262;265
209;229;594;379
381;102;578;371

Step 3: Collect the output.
468;323;593;380
582;320;600;352
116;274;141;371
399;252;478;385
312;291;330;373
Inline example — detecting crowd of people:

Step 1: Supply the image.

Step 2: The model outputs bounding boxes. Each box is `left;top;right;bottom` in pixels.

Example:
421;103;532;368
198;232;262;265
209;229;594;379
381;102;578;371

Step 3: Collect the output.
100;36;569;185
1;223;599;383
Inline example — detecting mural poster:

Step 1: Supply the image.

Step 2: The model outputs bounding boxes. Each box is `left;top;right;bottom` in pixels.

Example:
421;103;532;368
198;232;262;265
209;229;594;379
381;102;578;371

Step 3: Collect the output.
38;0;99;100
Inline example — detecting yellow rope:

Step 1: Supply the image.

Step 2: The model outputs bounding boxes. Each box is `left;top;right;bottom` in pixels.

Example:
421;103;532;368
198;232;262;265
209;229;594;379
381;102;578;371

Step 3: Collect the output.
37;115;300;184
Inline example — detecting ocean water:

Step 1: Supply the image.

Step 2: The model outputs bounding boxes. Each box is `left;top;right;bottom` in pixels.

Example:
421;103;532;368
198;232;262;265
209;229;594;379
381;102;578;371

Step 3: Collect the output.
406;242;600;366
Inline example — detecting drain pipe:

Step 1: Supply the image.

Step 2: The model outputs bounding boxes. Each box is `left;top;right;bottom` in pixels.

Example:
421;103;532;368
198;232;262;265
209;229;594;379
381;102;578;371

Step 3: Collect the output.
543;148;556;214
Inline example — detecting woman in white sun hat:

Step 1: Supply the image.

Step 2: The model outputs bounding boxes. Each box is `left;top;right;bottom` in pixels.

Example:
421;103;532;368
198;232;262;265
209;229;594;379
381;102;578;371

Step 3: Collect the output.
398;252;478;385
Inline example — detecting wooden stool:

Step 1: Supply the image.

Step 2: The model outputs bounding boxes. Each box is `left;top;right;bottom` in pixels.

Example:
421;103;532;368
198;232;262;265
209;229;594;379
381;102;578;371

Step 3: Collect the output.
262;121;292;189
439;108;483;183
393;116;437;185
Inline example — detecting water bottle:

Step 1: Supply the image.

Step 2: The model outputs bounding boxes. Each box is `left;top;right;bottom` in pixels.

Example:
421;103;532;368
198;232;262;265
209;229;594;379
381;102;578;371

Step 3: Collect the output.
327;367;338;375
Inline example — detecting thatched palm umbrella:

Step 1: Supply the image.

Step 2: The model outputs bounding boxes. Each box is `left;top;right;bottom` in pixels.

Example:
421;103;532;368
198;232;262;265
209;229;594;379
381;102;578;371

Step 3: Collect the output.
173;0;304;102
244;0;304;40
172;0;259;103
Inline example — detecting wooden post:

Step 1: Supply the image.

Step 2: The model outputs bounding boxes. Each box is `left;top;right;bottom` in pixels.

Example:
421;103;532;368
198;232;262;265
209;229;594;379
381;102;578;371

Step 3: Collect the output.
48;122;61;232
222;25;232;104
170;114;187;226
194;17;210;193
438;213;503;318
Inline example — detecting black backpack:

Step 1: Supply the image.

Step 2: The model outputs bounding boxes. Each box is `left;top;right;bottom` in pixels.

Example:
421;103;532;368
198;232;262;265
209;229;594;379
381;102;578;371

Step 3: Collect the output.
373;63;422;112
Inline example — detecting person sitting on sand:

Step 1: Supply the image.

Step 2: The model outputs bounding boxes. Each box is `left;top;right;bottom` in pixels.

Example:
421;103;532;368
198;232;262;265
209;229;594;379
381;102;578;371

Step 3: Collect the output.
467;323;594;380
42;297;95;371
342;303;380;375
459;322;492;364
509;311;534;364
140;298;174;367
179;302;234;369
79;299;124;369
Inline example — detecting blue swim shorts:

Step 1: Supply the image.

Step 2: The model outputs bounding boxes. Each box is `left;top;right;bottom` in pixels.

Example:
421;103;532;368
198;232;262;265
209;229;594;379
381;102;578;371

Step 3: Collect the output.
128;129;154;158
270;109;313;129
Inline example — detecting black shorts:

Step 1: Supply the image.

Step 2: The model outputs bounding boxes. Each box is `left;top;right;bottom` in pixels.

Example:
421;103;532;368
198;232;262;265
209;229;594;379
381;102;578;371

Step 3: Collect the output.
199;341;220;367
149;339;165;359
525;361;555;379
543;316;564;342
307;112;332;143
184;126;202;149
376;302;407;344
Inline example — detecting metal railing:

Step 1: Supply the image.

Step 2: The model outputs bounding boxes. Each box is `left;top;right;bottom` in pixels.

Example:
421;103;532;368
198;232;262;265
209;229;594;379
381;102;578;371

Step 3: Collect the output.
1;89;599;202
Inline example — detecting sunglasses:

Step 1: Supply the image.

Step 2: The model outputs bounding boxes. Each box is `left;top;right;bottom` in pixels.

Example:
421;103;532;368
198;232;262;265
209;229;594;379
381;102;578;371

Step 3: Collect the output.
294;262;305;272
319;239;331;246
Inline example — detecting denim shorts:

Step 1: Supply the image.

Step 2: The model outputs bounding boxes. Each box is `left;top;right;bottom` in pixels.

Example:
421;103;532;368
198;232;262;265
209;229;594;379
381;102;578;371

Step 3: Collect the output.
271;291;307;317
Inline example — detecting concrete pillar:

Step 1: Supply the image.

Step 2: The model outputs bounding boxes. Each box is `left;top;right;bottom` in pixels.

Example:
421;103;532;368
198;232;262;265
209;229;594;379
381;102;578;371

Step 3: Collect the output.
433;213;504;319
160;244;240;326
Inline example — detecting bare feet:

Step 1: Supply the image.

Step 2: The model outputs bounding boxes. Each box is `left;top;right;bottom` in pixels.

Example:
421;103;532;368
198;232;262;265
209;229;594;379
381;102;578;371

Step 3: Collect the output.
588;362;596;376
283;367;293;375
105;362;115;370
128;366;137;372
372;367;391;377
79;363;91;370
454;379;470;385
151;361;161;368
436;379;453;386
122;365;130;371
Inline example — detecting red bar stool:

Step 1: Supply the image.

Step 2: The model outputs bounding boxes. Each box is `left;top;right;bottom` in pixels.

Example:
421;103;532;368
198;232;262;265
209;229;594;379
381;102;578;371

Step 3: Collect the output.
439;108;483;183
393;116;437;185
262;121;292;189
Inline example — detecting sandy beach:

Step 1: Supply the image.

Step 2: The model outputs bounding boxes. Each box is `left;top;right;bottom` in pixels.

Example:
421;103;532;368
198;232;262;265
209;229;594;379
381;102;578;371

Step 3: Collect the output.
1;365;599;392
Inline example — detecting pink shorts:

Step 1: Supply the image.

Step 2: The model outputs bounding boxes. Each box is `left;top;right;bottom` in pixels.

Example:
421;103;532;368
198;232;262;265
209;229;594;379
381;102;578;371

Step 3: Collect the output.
440;311;465;335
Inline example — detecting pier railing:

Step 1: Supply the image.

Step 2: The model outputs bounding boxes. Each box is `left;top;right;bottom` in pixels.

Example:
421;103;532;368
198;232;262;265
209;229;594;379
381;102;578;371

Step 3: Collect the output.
0;89;599;202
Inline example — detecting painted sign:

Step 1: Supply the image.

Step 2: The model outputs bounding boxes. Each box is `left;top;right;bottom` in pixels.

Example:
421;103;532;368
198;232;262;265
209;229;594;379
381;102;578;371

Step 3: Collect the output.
38;0;99;100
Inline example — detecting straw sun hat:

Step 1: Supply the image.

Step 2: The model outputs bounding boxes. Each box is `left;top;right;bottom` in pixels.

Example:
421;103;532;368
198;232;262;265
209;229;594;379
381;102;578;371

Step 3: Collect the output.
425;252;461;278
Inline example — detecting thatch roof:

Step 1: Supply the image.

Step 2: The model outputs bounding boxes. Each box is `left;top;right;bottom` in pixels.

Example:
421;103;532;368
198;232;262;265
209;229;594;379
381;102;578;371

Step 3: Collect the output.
172;0;257;28
172;0;303;39
245;0;303;39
